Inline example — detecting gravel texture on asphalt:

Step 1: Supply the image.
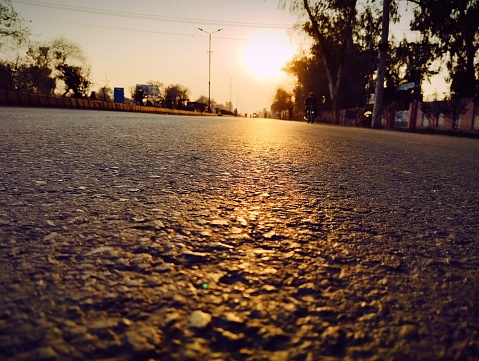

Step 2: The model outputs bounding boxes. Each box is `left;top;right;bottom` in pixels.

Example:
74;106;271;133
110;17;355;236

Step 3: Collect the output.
1;108;478;361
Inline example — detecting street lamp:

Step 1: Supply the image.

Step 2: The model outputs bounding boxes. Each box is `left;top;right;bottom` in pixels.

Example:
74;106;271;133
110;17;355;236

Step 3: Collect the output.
226;73;236;112
198;28;222;113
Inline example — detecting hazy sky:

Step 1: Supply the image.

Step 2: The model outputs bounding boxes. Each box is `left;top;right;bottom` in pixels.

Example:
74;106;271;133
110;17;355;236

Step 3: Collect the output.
13;0;310;113
12;0;446;112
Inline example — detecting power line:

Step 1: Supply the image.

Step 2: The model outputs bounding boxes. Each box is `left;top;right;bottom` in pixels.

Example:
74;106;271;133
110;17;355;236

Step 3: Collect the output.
13;0;294;29
28;18;251;42
165;0;203;49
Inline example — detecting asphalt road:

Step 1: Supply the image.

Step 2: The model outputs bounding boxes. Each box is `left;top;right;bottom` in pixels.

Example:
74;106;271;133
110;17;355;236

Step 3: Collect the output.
1;107;478;360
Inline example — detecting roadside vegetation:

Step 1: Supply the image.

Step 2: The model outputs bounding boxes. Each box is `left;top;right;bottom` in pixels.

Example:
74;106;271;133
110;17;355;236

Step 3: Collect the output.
0;0;233;112
1;0;478;122
272;0;478;125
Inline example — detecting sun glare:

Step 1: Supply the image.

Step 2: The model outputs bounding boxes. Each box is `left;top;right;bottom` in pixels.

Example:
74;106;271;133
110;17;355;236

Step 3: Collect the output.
242;33;294;80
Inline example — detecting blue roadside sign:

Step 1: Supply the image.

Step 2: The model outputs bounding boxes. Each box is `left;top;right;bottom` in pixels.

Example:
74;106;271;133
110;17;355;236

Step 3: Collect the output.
114;88;124;103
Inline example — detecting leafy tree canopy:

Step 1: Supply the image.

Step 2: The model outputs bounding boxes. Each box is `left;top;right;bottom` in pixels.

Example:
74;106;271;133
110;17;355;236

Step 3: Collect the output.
57;64;91;98
0;0;30;48
280;0;400;122
163;84;190;109
410;0;479;97
271;87;294;114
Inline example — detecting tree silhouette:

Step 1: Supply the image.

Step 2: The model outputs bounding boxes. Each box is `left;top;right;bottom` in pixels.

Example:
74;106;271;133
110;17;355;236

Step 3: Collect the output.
163;84;190;109
411;0;479;98
420;94;442;129
441;97;470;131
271;88;293;116
280;0;398;123
0;0;30;47
57;64;91;98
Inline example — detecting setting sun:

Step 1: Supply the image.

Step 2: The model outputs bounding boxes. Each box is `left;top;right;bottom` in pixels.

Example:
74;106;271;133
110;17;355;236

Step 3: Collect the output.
242;32;294;80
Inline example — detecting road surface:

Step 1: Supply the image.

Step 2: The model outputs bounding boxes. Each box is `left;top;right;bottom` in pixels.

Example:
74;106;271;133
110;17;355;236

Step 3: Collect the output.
1;107;478;360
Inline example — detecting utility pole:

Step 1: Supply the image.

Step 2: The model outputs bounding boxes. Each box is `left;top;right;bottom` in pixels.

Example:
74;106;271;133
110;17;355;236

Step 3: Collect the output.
226;74;236;112
198;28;222;113
372;0;391;128
237;89;240;115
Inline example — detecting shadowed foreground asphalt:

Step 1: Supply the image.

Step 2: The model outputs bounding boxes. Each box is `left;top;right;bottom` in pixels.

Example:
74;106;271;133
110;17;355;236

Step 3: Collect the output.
1;107;478;360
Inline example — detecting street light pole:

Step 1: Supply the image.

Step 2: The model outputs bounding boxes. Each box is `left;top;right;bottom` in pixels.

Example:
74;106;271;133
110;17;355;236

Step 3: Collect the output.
226;73;236;112
198;28;222;113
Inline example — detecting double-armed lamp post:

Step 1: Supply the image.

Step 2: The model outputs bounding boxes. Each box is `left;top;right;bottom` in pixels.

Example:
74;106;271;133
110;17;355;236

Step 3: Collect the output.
198;28;222;113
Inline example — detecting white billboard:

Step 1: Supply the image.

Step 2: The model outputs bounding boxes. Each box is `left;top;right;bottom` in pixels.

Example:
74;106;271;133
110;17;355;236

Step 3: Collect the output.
136;84;159;98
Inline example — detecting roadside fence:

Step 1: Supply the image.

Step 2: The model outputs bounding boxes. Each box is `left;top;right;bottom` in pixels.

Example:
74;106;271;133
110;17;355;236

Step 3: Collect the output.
0;90;205;116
